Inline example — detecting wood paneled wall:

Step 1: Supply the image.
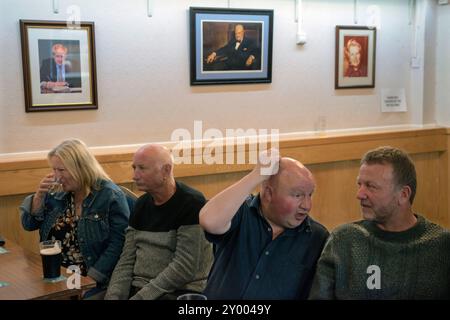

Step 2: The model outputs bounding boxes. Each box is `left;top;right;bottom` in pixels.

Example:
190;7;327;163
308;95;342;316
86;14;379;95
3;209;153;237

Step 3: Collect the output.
1;127;449;253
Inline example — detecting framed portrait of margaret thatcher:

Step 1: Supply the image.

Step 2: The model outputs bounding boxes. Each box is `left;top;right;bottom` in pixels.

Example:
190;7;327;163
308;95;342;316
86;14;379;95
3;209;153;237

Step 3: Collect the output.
190;7;273;85
20;20;98;112
335;25;376;89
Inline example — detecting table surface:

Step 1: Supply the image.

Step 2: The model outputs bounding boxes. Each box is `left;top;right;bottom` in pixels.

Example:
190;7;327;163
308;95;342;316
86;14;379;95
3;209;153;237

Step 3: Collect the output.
41;87;82;94
0;238;96;300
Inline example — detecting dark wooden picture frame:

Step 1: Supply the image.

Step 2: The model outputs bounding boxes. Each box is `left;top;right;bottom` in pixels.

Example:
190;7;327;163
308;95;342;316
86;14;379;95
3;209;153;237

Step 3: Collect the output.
335;25;376;89
190;7;273;85
20;20;98;112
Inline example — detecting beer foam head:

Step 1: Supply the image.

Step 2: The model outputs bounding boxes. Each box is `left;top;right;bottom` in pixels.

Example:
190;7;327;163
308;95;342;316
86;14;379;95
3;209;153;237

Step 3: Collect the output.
40;246;61;255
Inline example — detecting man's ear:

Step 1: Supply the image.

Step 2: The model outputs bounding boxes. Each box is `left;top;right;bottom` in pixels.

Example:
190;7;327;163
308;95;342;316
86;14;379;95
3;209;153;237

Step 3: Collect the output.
162;163;172;177
261;181;273;203
398;185;412;206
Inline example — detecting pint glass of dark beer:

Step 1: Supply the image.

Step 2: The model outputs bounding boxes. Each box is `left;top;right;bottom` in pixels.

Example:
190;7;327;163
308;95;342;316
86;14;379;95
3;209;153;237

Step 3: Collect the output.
39;240;62;279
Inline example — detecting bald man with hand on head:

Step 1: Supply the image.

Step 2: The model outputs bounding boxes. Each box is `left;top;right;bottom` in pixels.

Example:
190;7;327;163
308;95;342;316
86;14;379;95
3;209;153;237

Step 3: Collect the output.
200;150;329;300
105;144;213;300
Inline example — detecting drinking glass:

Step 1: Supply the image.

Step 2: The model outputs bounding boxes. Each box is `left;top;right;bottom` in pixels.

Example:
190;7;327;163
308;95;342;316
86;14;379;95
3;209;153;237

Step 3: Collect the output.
39;240;62;279
177;293;207;300
48;179;63;195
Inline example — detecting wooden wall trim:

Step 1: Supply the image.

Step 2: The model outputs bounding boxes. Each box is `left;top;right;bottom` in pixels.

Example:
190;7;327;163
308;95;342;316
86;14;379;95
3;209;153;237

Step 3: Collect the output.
0;127;447;196
2;127;449;252
445;133;450;226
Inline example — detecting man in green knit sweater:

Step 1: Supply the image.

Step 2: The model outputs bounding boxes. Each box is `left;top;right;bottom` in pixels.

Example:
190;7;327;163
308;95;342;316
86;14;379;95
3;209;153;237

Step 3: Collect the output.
105;144;213;300
309;146;450;299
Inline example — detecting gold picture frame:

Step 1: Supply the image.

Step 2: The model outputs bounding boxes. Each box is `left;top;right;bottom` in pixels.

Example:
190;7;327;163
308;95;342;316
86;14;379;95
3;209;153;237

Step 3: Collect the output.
20;20;98;112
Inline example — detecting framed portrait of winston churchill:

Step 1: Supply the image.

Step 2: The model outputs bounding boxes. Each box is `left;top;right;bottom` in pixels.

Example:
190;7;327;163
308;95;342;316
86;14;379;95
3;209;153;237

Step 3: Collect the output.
190;7;273;85
20;20;98;112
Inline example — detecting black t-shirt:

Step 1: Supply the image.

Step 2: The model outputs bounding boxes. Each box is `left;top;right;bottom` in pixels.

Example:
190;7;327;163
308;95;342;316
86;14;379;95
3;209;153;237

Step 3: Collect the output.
129;181;206;232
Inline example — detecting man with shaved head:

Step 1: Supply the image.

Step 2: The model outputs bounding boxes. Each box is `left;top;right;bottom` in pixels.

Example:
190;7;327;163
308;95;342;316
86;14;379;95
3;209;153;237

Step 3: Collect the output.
200;150;329;299
105;144;213;300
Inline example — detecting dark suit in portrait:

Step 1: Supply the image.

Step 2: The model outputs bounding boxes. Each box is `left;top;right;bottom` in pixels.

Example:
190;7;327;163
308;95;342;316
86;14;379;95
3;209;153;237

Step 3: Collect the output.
206;37;261;71
39;58;81;88
344;64;368;77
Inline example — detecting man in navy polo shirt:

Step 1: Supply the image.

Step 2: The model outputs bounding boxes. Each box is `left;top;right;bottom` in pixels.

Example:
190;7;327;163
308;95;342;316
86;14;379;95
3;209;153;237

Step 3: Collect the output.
200;151;329;299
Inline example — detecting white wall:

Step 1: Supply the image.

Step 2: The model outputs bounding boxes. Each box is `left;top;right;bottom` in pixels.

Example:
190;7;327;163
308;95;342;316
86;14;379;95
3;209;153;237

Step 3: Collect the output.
0;0;437;154
436;2;450;126
423;0;437;125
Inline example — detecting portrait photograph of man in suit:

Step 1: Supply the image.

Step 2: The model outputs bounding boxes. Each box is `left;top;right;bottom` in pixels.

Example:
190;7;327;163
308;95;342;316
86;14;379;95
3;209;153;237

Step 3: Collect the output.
202;22;262;72
38;40;82;93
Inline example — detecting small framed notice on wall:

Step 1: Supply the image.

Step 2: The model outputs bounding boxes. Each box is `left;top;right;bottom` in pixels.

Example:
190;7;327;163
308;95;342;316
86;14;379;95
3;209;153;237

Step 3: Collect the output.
381;89;407;112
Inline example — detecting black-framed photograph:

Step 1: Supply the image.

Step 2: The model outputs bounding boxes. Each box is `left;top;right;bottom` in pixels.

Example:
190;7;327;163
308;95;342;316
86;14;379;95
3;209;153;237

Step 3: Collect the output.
20;20;98;112
190;7;273;85
335;25;376;89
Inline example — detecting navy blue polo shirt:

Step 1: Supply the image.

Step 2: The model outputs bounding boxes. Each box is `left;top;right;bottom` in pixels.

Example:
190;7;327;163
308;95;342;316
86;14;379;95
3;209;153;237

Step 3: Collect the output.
203;194;329;300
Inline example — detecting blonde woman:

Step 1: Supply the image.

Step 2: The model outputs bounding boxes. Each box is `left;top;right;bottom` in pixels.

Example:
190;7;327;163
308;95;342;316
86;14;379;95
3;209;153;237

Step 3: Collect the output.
20;139;131;296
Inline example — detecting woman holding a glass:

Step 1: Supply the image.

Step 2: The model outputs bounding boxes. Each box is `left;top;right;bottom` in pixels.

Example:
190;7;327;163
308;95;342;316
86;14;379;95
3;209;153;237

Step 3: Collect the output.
19;139;131;297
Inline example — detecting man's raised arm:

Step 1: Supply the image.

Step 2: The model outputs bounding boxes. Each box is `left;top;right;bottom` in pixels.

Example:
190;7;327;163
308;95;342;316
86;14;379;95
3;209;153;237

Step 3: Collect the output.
199;149;279;235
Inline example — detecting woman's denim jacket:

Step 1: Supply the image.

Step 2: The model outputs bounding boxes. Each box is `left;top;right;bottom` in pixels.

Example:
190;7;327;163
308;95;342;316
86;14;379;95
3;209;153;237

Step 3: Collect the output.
20;179;131;284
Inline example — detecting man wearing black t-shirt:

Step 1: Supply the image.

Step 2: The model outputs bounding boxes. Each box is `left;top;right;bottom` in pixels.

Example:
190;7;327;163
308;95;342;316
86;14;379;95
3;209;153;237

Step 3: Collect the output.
105;144;213;300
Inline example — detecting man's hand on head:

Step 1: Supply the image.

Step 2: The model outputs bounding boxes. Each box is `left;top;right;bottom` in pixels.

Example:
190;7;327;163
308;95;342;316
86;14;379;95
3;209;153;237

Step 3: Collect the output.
258;148;280;177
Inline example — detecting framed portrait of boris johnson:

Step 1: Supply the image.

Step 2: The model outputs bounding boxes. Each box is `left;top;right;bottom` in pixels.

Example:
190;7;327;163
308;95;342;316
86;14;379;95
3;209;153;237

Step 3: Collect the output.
335;25;376;89
20;20;98;112
190;7;273;85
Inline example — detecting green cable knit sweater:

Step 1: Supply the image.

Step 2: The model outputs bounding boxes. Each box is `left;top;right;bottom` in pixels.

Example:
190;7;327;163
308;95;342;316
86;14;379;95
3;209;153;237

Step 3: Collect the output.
104;181;213;300
309;215;450;299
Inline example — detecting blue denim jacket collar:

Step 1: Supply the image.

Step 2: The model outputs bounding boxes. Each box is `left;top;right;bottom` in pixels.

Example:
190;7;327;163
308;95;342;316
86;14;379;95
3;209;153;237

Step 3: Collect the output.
53;181;102;209
85;189;99;208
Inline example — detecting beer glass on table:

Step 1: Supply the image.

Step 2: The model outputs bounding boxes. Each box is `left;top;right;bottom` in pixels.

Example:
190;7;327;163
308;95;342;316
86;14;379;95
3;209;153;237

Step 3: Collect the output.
39;240;62;279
